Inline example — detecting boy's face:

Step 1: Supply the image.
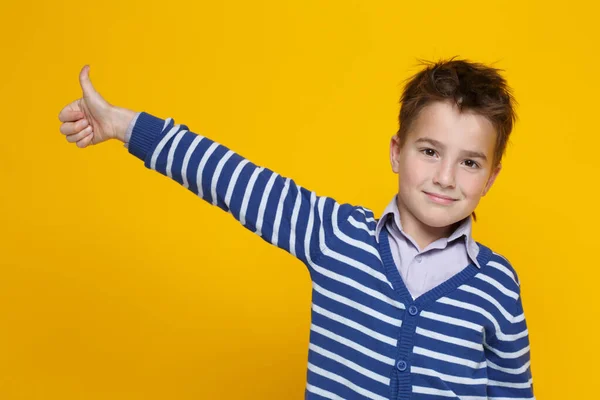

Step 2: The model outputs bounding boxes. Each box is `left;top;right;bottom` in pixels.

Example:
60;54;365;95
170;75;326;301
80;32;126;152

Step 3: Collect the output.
390;100;501;232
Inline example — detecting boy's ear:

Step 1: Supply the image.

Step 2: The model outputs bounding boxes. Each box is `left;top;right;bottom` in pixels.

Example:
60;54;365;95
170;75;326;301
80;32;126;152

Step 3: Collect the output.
390;135;401;173
482;163;502;196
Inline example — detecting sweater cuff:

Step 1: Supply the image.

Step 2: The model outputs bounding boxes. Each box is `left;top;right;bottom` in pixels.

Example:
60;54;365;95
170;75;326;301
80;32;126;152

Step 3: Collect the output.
127;111;167;162
123;111;141;150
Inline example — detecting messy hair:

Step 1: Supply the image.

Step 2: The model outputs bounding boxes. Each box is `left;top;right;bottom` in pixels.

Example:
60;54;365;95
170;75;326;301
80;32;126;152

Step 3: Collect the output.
397;56;518;168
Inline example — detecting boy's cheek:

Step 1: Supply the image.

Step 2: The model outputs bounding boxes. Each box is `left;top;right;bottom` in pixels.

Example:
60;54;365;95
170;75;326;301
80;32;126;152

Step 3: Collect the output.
460;179;488;200
400;159;430;184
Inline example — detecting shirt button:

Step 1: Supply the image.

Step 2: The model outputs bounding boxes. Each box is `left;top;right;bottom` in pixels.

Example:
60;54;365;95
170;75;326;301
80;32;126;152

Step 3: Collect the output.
415;255;422;263
408;305;419;316
396;360;408;371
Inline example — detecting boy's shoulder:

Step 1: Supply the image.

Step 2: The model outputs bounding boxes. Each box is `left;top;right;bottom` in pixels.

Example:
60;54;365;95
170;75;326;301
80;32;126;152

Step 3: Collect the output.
474;243;522;294
333;202;378;229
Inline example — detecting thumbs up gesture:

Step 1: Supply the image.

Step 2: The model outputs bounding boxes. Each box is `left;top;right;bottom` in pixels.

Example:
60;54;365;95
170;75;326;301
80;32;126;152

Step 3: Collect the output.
58;65;136;148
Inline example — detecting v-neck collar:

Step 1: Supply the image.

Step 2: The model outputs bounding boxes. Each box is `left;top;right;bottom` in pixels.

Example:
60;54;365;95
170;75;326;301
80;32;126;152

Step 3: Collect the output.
377;225;492;307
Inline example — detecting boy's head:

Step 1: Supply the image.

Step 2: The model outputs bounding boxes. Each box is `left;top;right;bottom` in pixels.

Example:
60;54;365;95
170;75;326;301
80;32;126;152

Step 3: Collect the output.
390;57;517;234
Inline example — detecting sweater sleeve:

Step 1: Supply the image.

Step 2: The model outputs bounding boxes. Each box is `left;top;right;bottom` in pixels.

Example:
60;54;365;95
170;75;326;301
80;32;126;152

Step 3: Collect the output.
484;287;535;399
127;111;353;268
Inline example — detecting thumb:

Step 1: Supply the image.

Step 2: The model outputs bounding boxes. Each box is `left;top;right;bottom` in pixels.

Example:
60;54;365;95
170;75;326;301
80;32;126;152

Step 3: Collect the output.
79;65;107;104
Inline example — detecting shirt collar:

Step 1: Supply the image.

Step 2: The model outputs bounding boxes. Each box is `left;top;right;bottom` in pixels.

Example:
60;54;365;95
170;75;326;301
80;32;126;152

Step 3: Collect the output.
374;195;401;241
375;194;481;268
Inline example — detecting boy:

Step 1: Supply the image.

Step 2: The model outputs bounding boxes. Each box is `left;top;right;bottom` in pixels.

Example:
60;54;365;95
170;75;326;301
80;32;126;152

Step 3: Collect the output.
58;58;534;400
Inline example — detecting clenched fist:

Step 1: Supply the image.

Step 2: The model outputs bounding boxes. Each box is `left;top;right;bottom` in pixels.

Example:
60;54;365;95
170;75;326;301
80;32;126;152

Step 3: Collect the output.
58;65;137;148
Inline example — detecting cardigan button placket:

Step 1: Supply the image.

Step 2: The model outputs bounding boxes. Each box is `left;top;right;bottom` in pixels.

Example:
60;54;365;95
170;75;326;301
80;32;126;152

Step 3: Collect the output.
392;304;422;400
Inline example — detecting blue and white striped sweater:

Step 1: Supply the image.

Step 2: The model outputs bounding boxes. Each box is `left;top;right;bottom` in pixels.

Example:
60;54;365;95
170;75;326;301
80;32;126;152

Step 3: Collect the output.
128;112;534;400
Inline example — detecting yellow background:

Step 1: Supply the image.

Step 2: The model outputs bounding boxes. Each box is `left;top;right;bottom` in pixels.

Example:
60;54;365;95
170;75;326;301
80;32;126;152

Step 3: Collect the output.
1;0;597;398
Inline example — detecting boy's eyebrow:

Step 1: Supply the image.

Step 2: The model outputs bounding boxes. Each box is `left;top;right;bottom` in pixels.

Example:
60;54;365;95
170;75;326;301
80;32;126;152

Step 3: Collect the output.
414;137;488;161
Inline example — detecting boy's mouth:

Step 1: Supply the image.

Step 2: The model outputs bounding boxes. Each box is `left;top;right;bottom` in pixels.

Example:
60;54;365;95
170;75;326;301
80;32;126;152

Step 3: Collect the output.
423;191;457;204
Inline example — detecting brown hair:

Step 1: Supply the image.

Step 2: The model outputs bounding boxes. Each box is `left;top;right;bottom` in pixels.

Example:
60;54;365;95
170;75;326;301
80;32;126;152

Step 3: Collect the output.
397;56;518;168
397;57;518;221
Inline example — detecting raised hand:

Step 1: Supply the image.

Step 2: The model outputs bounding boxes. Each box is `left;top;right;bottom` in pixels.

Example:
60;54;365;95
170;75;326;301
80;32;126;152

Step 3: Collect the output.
58;65;136;148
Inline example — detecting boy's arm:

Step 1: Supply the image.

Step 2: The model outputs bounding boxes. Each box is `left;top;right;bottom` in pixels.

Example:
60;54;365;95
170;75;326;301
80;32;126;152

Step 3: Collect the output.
126;111;354;267
484;288;535;398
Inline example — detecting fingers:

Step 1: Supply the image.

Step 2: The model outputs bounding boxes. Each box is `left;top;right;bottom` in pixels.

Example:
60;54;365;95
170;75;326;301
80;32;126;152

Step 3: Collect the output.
66;126;93;143
58;105;84;123
60;118;90;135
76;130;94;148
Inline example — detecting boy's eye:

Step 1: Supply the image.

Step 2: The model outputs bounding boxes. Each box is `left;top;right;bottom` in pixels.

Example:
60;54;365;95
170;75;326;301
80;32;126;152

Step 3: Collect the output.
421;148;436;157
464;159;479;169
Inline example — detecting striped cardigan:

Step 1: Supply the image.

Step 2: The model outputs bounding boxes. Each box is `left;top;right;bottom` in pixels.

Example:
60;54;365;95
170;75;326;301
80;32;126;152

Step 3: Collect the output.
128;112;534;400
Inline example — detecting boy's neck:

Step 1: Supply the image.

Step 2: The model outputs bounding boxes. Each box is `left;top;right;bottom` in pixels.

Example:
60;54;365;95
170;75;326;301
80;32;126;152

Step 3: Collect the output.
396;198;461;251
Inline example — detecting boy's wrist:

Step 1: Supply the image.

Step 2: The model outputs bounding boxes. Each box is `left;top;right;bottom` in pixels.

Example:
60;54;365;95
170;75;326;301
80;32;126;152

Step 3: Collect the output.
112;106;137;143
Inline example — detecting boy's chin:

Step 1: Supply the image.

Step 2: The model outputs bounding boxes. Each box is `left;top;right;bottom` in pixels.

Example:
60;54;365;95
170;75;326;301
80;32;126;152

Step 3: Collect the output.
415;209;470;229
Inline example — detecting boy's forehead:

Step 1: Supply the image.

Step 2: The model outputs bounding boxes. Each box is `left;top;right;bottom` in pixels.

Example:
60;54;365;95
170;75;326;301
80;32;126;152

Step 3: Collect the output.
409;101;497;150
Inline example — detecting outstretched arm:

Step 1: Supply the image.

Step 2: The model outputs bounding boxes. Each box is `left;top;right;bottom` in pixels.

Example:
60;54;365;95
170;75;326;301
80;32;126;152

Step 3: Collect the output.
58;65;355;269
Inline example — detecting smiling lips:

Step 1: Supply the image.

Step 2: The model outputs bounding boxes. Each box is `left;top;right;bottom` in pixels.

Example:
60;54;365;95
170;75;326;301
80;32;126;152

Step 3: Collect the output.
424;191;457;205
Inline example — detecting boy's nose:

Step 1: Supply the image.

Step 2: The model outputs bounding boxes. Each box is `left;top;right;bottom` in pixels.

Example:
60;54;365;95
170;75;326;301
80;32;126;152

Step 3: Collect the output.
433;162;456;188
